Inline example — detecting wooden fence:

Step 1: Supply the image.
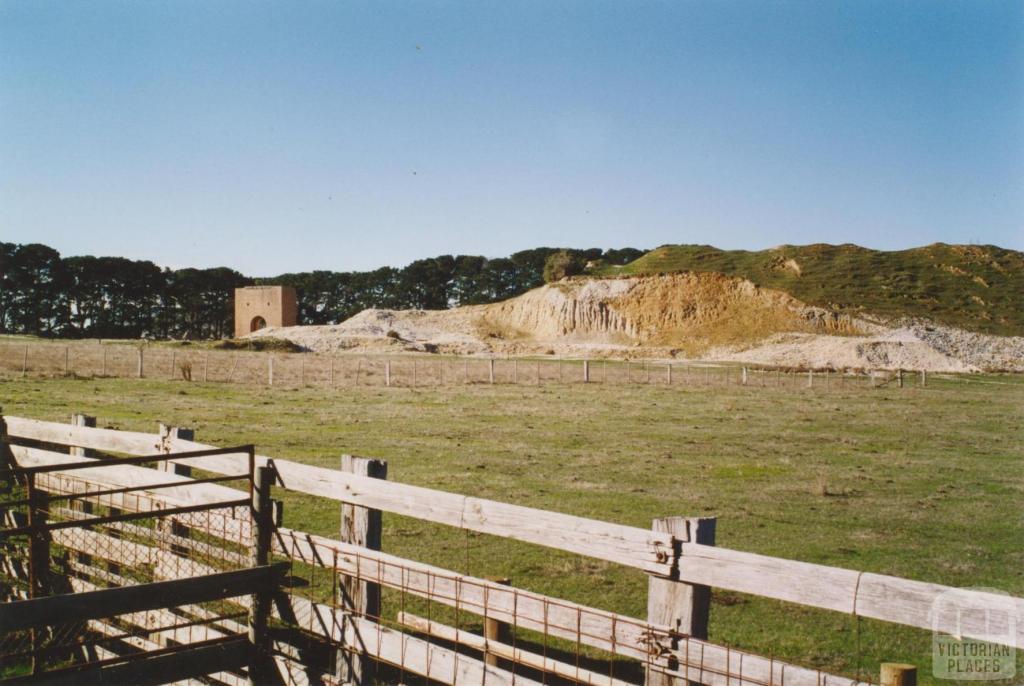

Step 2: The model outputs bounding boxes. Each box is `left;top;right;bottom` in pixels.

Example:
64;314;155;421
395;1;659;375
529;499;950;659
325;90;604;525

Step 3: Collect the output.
2;413;1015;686
0;341;927;391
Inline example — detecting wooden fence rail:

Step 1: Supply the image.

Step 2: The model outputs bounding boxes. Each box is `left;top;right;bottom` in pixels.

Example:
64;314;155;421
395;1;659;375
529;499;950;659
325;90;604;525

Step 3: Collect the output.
0;412;1019;686
4;414;1021;649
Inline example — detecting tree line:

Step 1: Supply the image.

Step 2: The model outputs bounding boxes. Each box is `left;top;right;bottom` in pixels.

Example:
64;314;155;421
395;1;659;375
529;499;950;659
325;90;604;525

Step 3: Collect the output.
0;242;643;340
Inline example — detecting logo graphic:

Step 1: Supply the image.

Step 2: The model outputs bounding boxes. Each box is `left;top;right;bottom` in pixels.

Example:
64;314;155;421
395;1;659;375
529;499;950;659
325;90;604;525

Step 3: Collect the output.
932;587;1017;680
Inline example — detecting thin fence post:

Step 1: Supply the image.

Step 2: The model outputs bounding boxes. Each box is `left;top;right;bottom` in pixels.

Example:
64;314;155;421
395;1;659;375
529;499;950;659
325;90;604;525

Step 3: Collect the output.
583;360;590;383
64;346;70;377
169;350;176;380
489;358;495;384
880;664;917;686
268;356;274;386
385;360;391;387
22;345;29;377
646;516;716;686
920;369;926;387
203;351;209;383
897;368;904;388
807;369;813;388
666;364;672;385
101;346;107;377
741;366;748;385
483;576;511;667
248;464;274;686
137;346;144;379
338;455;388;686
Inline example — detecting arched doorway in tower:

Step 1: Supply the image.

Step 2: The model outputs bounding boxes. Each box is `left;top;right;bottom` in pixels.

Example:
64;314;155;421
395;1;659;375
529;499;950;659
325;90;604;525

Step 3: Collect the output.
250;316;267;333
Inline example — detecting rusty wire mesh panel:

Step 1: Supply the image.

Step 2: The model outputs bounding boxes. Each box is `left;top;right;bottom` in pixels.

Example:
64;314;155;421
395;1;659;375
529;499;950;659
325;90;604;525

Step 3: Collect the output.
266;528;872;686
0;467;254;682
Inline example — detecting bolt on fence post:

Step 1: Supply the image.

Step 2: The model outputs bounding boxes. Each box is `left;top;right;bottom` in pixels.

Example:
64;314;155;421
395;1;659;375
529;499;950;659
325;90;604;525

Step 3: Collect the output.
646;516;716;686
880;663;917;686
248;464;274;686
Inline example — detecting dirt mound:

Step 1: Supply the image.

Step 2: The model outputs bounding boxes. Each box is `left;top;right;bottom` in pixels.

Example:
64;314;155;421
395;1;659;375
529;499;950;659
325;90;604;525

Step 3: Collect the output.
248;273;1024;371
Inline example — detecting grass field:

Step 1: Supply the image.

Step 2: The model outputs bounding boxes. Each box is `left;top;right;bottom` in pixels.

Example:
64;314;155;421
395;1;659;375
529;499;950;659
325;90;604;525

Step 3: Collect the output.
2;373;1022;682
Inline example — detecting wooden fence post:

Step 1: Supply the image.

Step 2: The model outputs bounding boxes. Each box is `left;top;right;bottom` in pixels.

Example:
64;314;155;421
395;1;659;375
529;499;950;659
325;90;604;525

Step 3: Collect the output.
897;369;904;388
583;360;590;383
248;464;274;686
70;414;96;457
137;346;144;379
64;346;70;377
203;351;209;383
483;576;511;667
159;424;194;555
646;516;716;686
880;663;917;686
807;369;813;388
101;346;107;377
741;367;747;385
338;455;388;686
22;345;29;378
920;369;926;387
666;364;672;385
385;360;391;387
489;359;495;384
268;356;274;386
70;414;96;565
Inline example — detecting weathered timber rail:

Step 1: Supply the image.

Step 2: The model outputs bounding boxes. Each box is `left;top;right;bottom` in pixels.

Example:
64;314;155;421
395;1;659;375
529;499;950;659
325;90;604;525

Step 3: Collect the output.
1;412;1018;686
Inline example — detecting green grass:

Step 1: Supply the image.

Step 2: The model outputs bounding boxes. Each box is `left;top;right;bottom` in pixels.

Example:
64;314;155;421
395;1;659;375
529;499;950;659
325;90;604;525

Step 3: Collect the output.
1;375;1022;683
593;243;1024;336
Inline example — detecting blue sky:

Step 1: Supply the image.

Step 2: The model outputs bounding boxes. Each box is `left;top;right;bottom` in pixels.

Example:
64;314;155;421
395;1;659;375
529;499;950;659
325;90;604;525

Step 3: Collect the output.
1;1;1022;276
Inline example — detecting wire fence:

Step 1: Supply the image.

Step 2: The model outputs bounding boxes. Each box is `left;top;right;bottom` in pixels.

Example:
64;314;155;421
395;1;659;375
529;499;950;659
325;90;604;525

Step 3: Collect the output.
0;448;255;682
0;341;929;391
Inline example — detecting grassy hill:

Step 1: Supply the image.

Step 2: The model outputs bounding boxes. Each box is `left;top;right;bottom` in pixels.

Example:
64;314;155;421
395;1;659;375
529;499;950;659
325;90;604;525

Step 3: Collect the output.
594;243;1024;336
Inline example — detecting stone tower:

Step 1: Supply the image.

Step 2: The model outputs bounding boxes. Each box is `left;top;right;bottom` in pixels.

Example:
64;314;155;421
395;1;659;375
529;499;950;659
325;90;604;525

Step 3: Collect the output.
234;286;298;338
